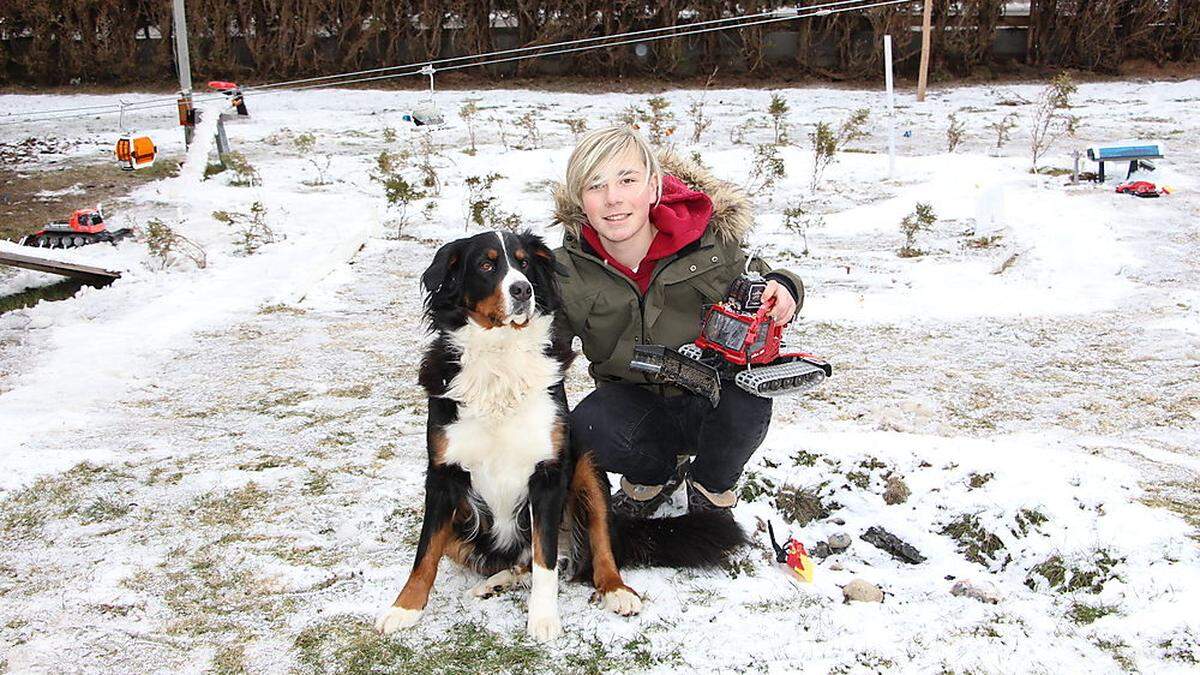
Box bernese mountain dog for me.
[376,230,745,641]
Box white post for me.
[173,0,194,146]
[885,35,896,179]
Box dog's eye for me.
[519,259,529,270]
[480,261,494,272]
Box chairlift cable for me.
[0,0,917,125]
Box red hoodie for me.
[581,174,714,293]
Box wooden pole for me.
[916,0,933,102]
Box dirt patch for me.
[0,157,180,242]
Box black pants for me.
[569,383,773,493]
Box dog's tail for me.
[611,510,747,568]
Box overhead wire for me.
[241,0,879,94]
[271,0,916,96]
[0,0,918,126]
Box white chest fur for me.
[440,315,562,548]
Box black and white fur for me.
[376,230,745,642]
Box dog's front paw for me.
[600,587,642,616]
[526,609,563,641]
[375,606,422,635]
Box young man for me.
[552,125,803,516]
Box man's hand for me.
[761,280,796,324]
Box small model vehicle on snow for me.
[20,205,132,249]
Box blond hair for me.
[564,125,662,211]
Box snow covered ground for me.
[1,78,1198,673]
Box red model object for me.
[1115,181,1169,198]
[768,521,814,583]
[695,274,809,367]
[20,205,132,249]
[630,270,832,406]
[208,80,249,116]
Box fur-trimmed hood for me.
[551,148,754,247]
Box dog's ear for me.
[518,230,566,313]
[422,239,467,295]
[519,230,568,277]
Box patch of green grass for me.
[328,384,372,399]
[257,303,307,316]
[1032,166,1073,177]
[159,550,288,639]
[1025,550,1123,594]
[737,471,776,502]
[774,483,831,525]
[1159,633,1199,663]
[791,449,819,467]
[236,455,297,472]
[293,617,550,675]
[383,505,422,547]
[721,550,756,579]
[303,471,332,497]
[1141,487,1200,543]
[1069,601,1117,625]
[940,514,1010,570]
[858,457,887,472]
[965,234,1003,249]
[845,471,871,490]
[268,540,341,568]
[78,497,131,524]
[193,483,270,527]
[744,593,825,614]
[1012,508,1049,537]
[147,467,184,485]
[319,431,356,448]
[250,389,312,416]
[211,643,249,674]
[967,472,994,489]
[1,462,129,535]
[1093,637,1136,672]
[831,651,896,674]
[621,633,683,671]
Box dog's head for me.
[422,230,567,330]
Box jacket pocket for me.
[579,293,627,365]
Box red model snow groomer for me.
[20,205,132,249]
[631,268,831,407]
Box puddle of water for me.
[0,278,88,314]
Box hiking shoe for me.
[610,456,691,519]
[686,478,738,514]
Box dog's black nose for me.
[510,281,532,303]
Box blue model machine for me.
[1085,141,1165,182]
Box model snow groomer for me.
[631,268,831,407]
[20,205,132,249]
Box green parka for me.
[552,150,805,389]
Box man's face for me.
[580,147,658,247]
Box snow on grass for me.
[1,78,1199,672]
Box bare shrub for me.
[1030,72,1080,172]
[899,202,936,258]
[946,113,966,152]
[144,217,207,270]
[213,201,279,255]
[810,108,869,191]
